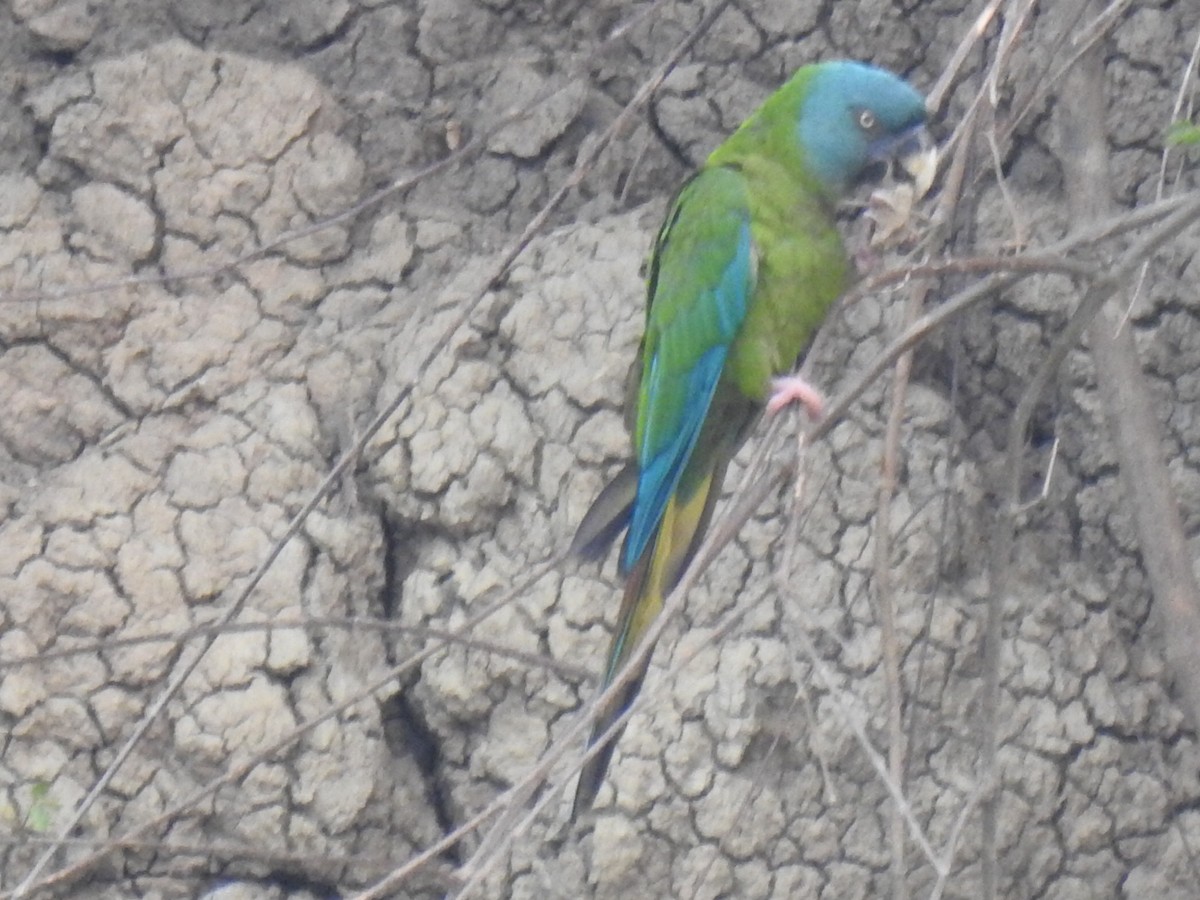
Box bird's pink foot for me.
[767,375,826,420]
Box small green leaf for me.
[26,805,51,833]
[1166,120,1200,147]
[24,782,57,833]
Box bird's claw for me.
[767,375,825,420]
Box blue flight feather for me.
[621,219,753,572]
[623,345,727,572]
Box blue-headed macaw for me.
[571,60,932,815]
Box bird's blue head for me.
[797,61,928,197]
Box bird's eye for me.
[857,109,877,131]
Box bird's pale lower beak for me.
[898,131,937,198]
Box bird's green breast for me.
[724,157,848,400]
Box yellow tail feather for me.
[572,474,713,817]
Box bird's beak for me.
[869,124,938,198]
[898,129,937,199]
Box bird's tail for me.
[571,548,654,819]
[571,473,716,818]
[570,464,637,562]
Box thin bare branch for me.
[927,777,986,900]
[6,554,564,899]
[874,275,935,900]
[353,175,1200,900]
[1002,0,1132,145]
[790,616,948,878]
[977,36,1200,900]
[1056,37,1200,735]
[10,2,716,894]
[0,0,674,310]
[926,0,1003,112]
[1117,21,1200,331]
[0,615,589,680]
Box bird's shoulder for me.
[643,165,755,334]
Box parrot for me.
[569,60,934,817]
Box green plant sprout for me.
[1166,120,1200,148]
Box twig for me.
[353,556,730,898]
[638,188,1200,657]
[792,621,948,877]
[1000,0,1132,146]
[460,532,765,900]
[980,195,1200,900]
[1116,21,1200,332]
[927,776,985,900]
[433,188,1200,900]
[0,615,590,680]
[874,275,932,900]
[446,5,741,892]
[0,833,459,892]
[977,37,1200,900]
[1056,36,1200,735]
[426,239,1120,899]
[925,0,1004,113]
[9,2,700,894]
[0,0,674,311]
[6,555,564,899]
[30,182,1184,900]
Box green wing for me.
[622,165,756,572]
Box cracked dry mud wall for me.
[1,1,1199,899]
